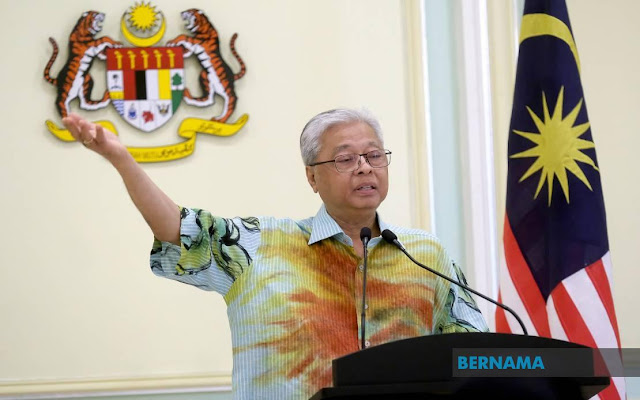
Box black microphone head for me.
[360,227,372,241]
[381,229,398,243]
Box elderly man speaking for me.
[63,108,487,400]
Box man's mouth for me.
[357,185,376,191]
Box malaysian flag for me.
[495,1,624,398]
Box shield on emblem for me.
[105,47,184,132]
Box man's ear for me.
[305,166,318,193]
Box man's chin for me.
[349,197,382,211]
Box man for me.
[63,108,487,399]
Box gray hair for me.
[299,108,384,165]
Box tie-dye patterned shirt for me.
[150,205,488,400]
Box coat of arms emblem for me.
[43,3,248,162]
[105,46,185,132]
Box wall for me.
[1,0,637,398]
[566,0,640,351]
[0,0,417,396]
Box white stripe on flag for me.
[561,264,626,400]
[561,267,619,349]
[610,376,626,400]
[546,295,569,341]
[498,249,537,335]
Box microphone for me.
[359,227,372,350]
[381,229,528,336]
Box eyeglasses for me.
[308,149,392,173]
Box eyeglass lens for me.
[335,150,390,172]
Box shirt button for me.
[365,340,371,348]
[364,304,369,310]
[359,265,364,271]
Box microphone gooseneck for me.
[359,227,372,350]
[381,229,405,251]
[381,229,529,336]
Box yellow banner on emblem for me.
[45,119,119,141]
[45,114,249,163]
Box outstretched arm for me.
[62,113,180,245]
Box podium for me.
[310,333,610,400]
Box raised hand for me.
[62,113,128,164]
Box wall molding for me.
[402,0,435,233]
[0,374,231,399]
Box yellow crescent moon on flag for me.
[121,13,166,48]
[520,13,581,74]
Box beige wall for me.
[2,0,637,396]
[568,0,640,349]
[0,0,419,394]
[489,0,640,349]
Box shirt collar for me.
[308,204,391,245]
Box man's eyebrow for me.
[331,141,380,156]
[331,144,352,155]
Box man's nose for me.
[355,154,373,173]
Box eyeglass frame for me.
[307,149,392,173]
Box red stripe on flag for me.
[598,380,622,400]
[585,260,622,348]
[495,291,512,333]
[550,282,596,347]
[550,284,621,400]
[503,216,550,337]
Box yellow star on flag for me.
[510,87,598,205]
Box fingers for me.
[95,124,106,144]
[64,113,83,126]
[61,113,98,147]
[61,114,116,152]
[62,113,83,141]
[77,119,97,146]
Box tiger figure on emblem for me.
[167,9,247,123]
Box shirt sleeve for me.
[433,253,490,334]
[150,206,261,296]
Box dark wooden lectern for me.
[310,333,610,400]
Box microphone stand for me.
[381,229,528,336]
[360,227,372,349]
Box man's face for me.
[305,121,389,218]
